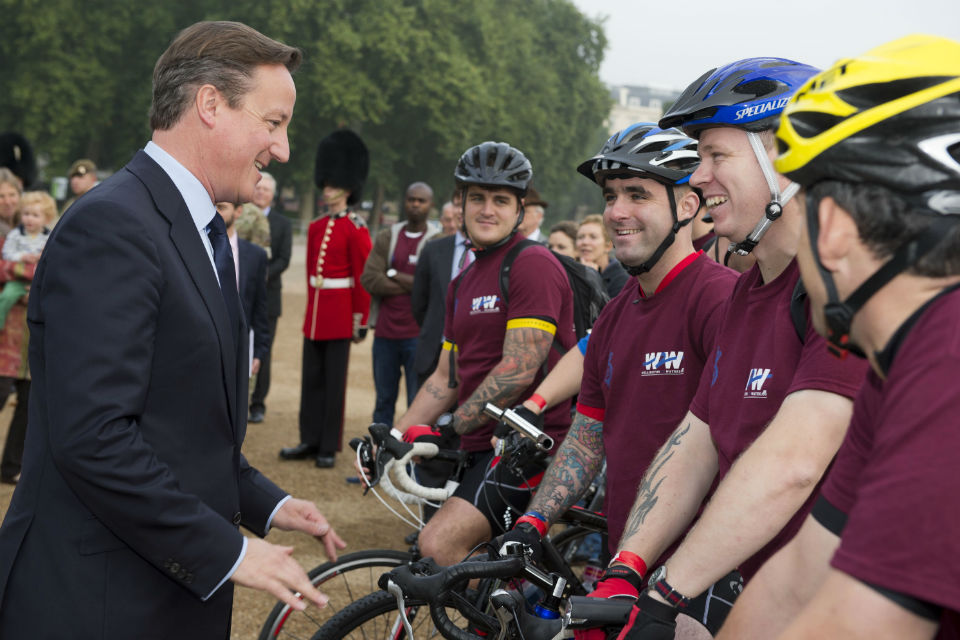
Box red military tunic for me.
[303,209,372,340]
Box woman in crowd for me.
[547,220,579,259]
[0,167,38,485]
[577,213,628,298]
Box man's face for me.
[212,64,295,205]
[691,127,776,243]
[795,196,831,338]
[404,185,432,225]
[70,172,96,196]
[518,204,543,237]
[602,176,677,267]
[321,185,349,212]
[252,178,276,209]
[439,203,458,236]
[462,185,520,248]
[216,202,239,229]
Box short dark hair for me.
[808,180,960,277]
[549,220,578,244]
[150,21,302,131]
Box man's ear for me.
[676,187,701,223]
[816,196,858,272]
[195,84,221,128]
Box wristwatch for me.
[647,565,691,609]
[386,268,398,278]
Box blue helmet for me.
[659,57,819,134]
[577,123,699,186]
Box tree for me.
[1,0,611,223]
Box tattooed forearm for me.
[528,412,605,521]
[454,326,553,434]
[422,378,449,402]
[620,422,691,541]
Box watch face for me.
[386,268,397,278]
[649,565,666,584]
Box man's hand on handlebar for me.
[614,593,679,640]
[493,512,546,563]
[574,565,643,640]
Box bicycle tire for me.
[258,548,412,640]
[312,589,461,640]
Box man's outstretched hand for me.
[272,497,347,561]
[231,538,327,612]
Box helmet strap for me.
[625,184,693,276]
[725,132,801,262]
[807,191,959,358]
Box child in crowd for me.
[0,191,55,328]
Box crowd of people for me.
[0,18,957,640]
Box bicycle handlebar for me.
[483,403,554,451]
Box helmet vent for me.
[788,111,848,138]
[735,78,782,97]
[837,77,950,109]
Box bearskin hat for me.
[0,132,37,188]
[315,129,369,206]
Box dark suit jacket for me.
[411,234,456,377]
[0,150,286,639]
[238,238,270,362]
[265,209,292,318]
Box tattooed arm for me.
[394,342,460,432]
[451,325,554,435]
[616,410,718,572]
[649,389,852,604]
[526,411,605,523]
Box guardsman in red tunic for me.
[280,129,371,468]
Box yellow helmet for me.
[775,34,960,214]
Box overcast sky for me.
[570,0,960,91]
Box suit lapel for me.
[126,151,239,436]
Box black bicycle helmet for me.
[577,123,701,275]
[454,142,533,197]
[576,123,699,186]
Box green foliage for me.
[0,0,610,218]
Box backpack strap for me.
[498,238,566,367]
[790,279,809,344]
[446,259,478,389]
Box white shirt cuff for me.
[202,536,247,601]
[266,495,292,533]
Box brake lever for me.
[489,589,521,640]
[349,437,378,493]
[385,578,416,640]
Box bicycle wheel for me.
[312,589,468,640]
[258,548,412,640]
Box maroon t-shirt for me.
[376,230,426,339]
[689,259,867,579]
[578,252,737,556]
[443,233,575,452]
[821,288,960,637]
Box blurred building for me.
[606,85,681,134]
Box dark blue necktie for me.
[207,214,240,346]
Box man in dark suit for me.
[217,201,270,376]
[411,230,457,388]
[249,171,291,423]
[0,21,344,640]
